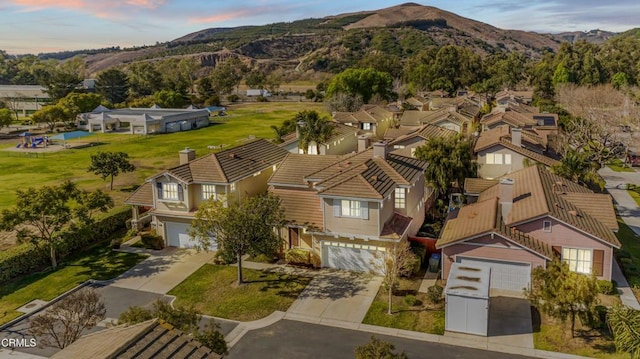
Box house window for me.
[563,248,592,274]
[162,183,179,200]
[307,145,318,155]
[341,200,361,218]
[393,145,405,149]
[543,220,552,232]
[394,188,406,209]
[202,185,216,200]
[229,183,236,192]
[486,153,504,164]
[504,154,512,165]
[362,123,371,130]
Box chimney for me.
[373,141,388,159]
[448,105,457,113]
[179,147,196,165]
[499,178,515,221]
[357,135,369,152]
[511,128,522,147]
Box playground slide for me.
[31,138,44,148]
[16,144,21,148]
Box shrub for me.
[596,280,616,295]
[403,295,422,306]
[285,248,311,266]
[251,254,274,263]
[427,285,444,304]
[227,94,239,103]
[410,242,427,264]
[401,252,421,277]
[256,95,269,102]
[140,231,164,250]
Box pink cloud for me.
[9,0,166,18]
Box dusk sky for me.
[1,0,639,55]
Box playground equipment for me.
[17,132,48,149]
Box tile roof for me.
[154,139,288,184]
[270,186,324,230]
[124,182,154,206]
[381,213,413,239]
[52,319,218,359]
[560,193,619,231]
[268,153,342,187]
[480,109,538,128]
[474,127,559,167]
[332,105,393,124]
[464,178,498,195]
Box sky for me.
[0,0,639,55]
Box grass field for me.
[0,102,328,211]
[628,184,640,207]
[168,264,311,321]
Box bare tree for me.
[556,84,637,166]
[29,288,106,349]
[1,92,23,122]
[371,240,414,315]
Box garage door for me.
[165,222,217,250]
[322,242,384,273]
[457,257,531,292]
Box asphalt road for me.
[227,320,534,359]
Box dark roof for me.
[155,139,288,184]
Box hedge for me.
[0,207,132,283]
[285,248,311,266]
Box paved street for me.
[599,166,640,236]
[227,320,534,359]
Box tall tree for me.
[95,68,129,104]
[371,240,413,315]
[294,110,335,155]
[608,305,640,359]
[326,67,393,103]
[87,151,136,190]
[29,288,106,349]
[0,181,77,269]
[31,105,69,131]
[57,92,104,126]
[210,57,246,96]
[526,260,599,338]
[41,69,82,101]
[152,89,186,108]
[126,62,163,97]
[414,135,477,199]
[190,193,285,285]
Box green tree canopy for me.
[32,105,70,131]
[87,151,136,190]
[0,108,12,128]
[190,193,285,285]
[608,305,640,359]
[96,68,129,104]
[326,67,393,103]
[57,92,104,125]
[152,89,186,108]
[294,110,335,155]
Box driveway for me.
[285,270,382,323]
[109,248,214,294]
[227,320,533,359]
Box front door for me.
[289,227,299,248]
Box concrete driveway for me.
[285,270,382,323]
[109,248,214,294]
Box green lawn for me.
[168,264,312,321]
[0,102,328,211]
[362,274,445,335]
[0,244,147,325]
[615,218,640,300]
[627,184,640,207]
[608,160,636,173]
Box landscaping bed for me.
[362,271,445,335]
[0,243,147,325]
[168,264,312,321]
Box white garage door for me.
[165,222,217,250]
[322,242,385,274]
[457,257,531,292]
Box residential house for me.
[437,166,620,295]
[399,107,474,134]
[268,142,429,273]
[475,126,559,179]
[495,90,534,106]
[125,139,289,248]
[279,122,359,155]
[51,319,219,359]
[403,96,430,111]
[388,124,458,158]
[333,105,395,139]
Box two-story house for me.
[475,126,559,179]
[279,122,359,155]
[125,139,289,248]
[437,166,620,295]
[268,142,429,273]
[399,106,474,134]
[333,105,395,139]
[387,124,458,158]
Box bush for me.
[427,285,444,304]
[403,295,422,306]
[410,242,427,264]
[401,252,421,277]
[256,95,269,102]
[140,231,164,250]
[227,94,239,103]
[596,280,616,295]
[285,248,311,266]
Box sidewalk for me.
[599,166,640,236]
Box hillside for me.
[553,29,617,44]
[82,3,569,75]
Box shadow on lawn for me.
[246,272,312,299]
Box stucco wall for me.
[477,145,526,179]
[323,198,380,237]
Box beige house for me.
[387,124,458,158]
[333,105,395,139]
[268,142,429,272]
[437,166,620,295]
[125,139,289,248]
[279,122,359,155]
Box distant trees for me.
[210,57,247,96]
[152,89,186,108]
[57,92,104,125]
[29,288,106,349]
[96,68,129,104]
[327,67,393,103]
[87,151,136,190]
[32,105,70,131]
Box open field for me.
[0,102,328,212]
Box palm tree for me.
[295,110,335,154]
[552,149,604,190]
[607,305,640,358]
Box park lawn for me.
[608,160,636,173]
[533,311,629,359]
[362,273,445,335]
[628,184,640,207]
[168,264,312,321]
[0,244,147,325]
[0,102,328,211]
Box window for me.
[504,154,512,165]
[202,185,216,200]
[394,188,406,209]
[563,248,592,274]
[486,153,503,165]
[543,220,552,232]
[341,200,361,217]
[307,145,318,155]
[162,183,179,200]
[393,145,405,149]
[362,123,371,130]
[229,183,236,192]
